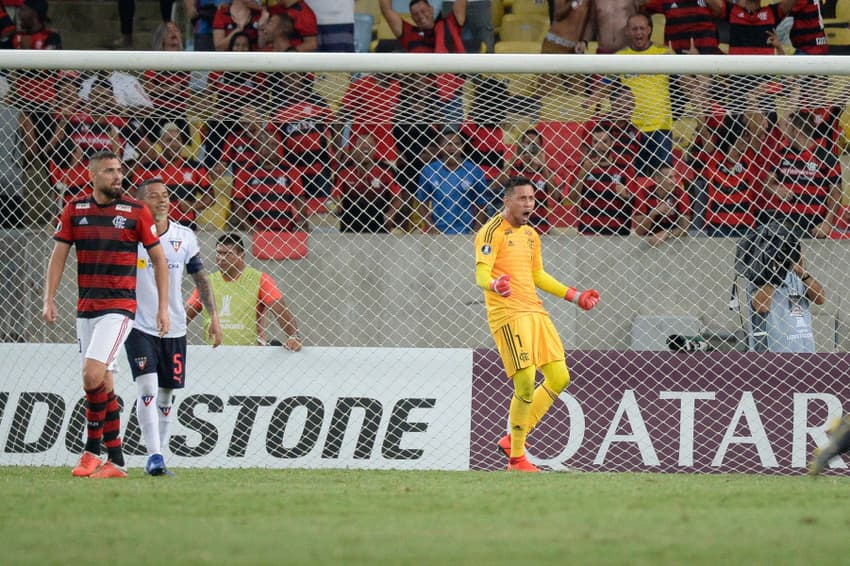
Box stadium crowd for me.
[1,0,848,243]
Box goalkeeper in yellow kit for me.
[475,177,600,472]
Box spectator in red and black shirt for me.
[13,0,62,156]
[50,139,90,210]
[232,130,306,232]
[268,0,318,52]
[569,124,638,236]
[789,0,828,55]
[762,110,842,238]
[640,0,723,54]
[206,50,266,167]
[340,73,401,163]
[334,133,402,234]
[135,122,211,230]
[706,0,794,54]
[505,129,562,234]
[379,0,467,118]
[43,149,169,478]
[700,113,762,237]
[212,0,264,50]
[791,75,850,155]
[634,165,691,245]
[271,73,334,199]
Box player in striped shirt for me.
[474,177,600,472]
[43,150,170,478]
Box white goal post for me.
[0,50,848,475]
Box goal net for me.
[0,51,848,474]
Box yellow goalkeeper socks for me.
[509,365,536,458]
[528,361,571,431]
[509,394,532,458]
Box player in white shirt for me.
[125,178,223,476]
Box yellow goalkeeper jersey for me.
[475,214,549,333]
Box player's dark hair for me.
[135,177,165,199]
[409,0,430,9]
[217,233,245,253]
[504,177,533,197]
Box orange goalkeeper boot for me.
[71,451,103,477]
[89,461,128,479]
[497,434,511,458]
[507,455,540,472]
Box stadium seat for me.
[510,0,550,19]
[499,14,549,42]
[252,231,309,260]
[494,40,542,53]
[838,0,850,21]
[826,26,850,46]
[355,0,381,24]
[312,72,350,113]
[651,13,665,47]
[493,0,505,31]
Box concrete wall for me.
[10,229,849,352]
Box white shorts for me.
[76,313,133,372]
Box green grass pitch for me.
[1,467,847,565]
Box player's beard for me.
[101,185,123,200]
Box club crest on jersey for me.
[142,394,154,406]
[480,244,492,255]
[116,204,132,212]
[134,356,148,370]
[113,215,127,230]
[170,240,182,252]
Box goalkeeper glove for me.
[565,287,599,311]
[490,274,512,297]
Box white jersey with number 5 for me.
[135,221,201,338]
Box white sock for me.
[136,373,161,456]
[158,388,174,453]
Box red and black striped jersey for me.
[272,97,333,176]
[53,195,160,318]
[212,5,263,48]
[723,1,785,54]
[223,130,261,174]
[790,0,828,54]
[233,164,304,231]
[268,0,318,47]
[799,106,843,153]
[575,163,637,235]
[702,150,756,229]
[644,0,721,52]
[769,143,840,221]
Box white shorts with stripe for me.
[76,313,133,372]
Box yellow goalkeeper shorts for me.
[492,313,565,378]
